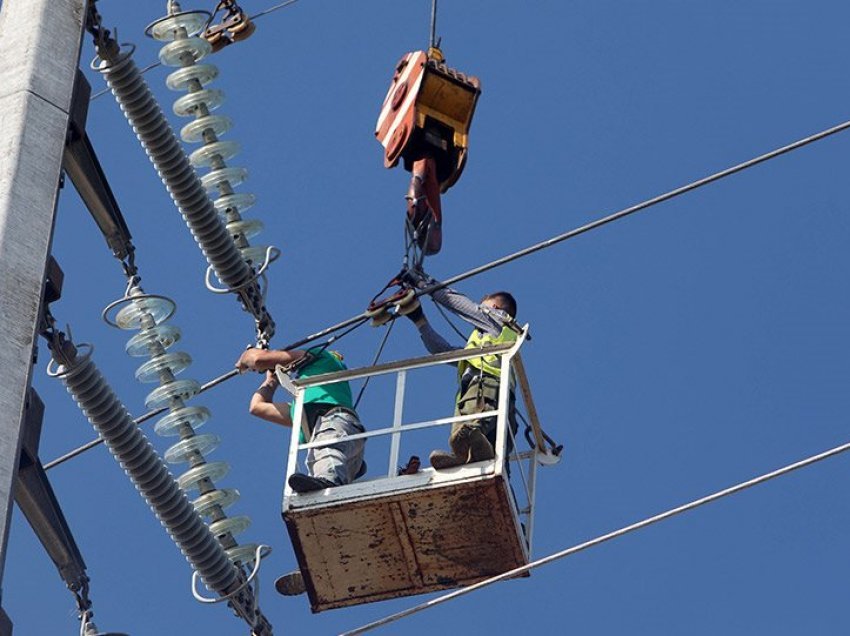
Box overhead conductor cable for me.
[45,116,850,470]
[342,438,850,635]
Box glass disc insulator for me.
[213,192,255,215]
[201,166,248,193]
[135,351,192,383]
[144,378,200,410]
[164,433,220,464]
[190,140,240,167]
[166,64,219,91]
[159,37,212,67]
[173,88,225,116]
[240,245,272,266]
[226,543,259,565]
[125,324,181,357]
[148,12,210,40]
[154,405,211,436]
[181,115,232,143]
[192,488,240,517]
[226,219,264,241]
[177,461,229,491]
[115,296,176,330]
[209,515,251,539]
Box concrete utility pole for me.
[0,0,87,627]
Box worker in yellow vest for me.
[404,273,520,469]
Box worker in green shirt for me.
[236,346,366,493]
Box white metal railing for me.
[277,325,555,554]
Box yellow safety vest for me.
[458,325,518,380]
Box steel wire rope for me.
[341,437,850,636]
[47,117,850,470]
[89,0,302,101]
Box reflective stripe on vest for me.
[458,325,518,379]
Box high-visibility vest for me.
[458,325,518,380]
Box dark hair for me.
[483,291,517,318]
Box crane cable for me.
[45,116,850,470]
[340,437,850,636]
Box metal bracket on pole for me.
[14,388,89,591]
[63,70,135,263]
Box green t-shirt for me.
[289,349,353,439]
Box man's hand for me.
[401,266,436,291]
[236,348,304,373]
[236,348,269,373]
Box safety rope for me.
[433,300,468,341]
[354,318,396,409]
[340,437,850,635]
[517,408,561,456]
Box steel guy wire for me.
[46,116,850,470]
[90,0,302,101]
[340,437,850,636]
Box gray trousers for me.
[305,409,365,486]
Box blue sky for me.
[6,1,850,634]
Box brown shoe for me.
[448,425,473,459]
[468,429,495,462]
[429,449,464,470]
[275,570,306,596]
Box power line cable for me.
[249,0,300,20]
[340,437,850,635]
[49,117,850,469]
[288,116,850,350]
[424,118,850,294]
[44,317,370,471]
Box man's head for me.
[482,291,517,318]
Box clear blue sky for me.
[7,1,850,634]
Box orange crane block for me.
[376,50,481,193]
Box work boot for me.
[275,570,306,596]
[353,460,367,481]
[467,429,495,462]
[430,425,474,470]
[429,449,464,470]
[288,473,336,493]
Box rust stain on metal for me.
[284,475,527,612]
